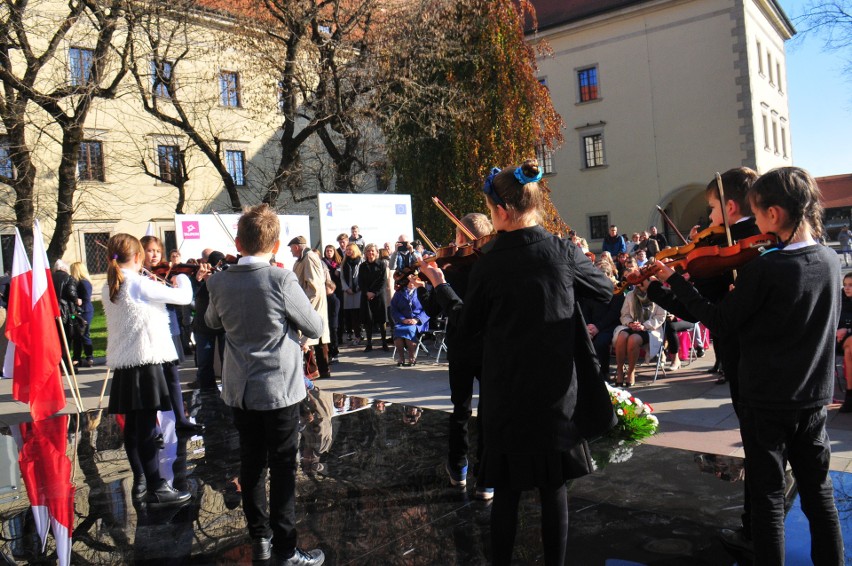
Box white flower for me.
[617,408,624,416]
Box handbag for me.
[304,349,320,380]
[572,303,618,440]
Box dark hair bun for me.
[521,159,540,179]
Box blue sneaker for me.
[445,462,468,487]
[474,486,494,500]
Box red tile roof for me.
[816,174,852,209]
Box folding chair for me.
[685,323,705,366]
[650,321,667,383]
[432,329,448,364]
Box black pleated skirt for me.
[478,443,592,490]
[108,364,172,414]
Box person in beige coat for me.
[290,236,332,379]
[611,276,666,387]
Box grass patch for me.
[90,300,106,358]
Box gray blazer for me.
[205,262,323,411]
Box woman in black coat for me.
[358,243,389,352]
[421,160,612,565]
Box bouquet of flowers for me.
[606,383,659,441]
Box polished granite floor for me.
[0,388,850,565]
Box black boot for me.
[132,476,147,502]
[380,329,390,351]
[839,390,852,413]
[146,480,191,508]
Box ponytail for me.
[749,167,824,245]
[106,233,143,303]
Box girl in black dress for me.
[421,159,612,565]
[104,233,202,507]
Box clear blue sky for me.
[778,0,852,178]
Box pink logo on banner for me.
[182,221,200,239]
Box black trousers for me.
[447,360,483,472]
[232,404,300,555]
[739,405,842,565]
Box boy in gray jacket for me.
[205,204,325,566]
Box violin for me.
[614,232,779,294]
[147,261,202,278]
[393,233,497,283]
[655,225,726,262]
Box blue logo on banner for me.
[326,202,333,216]
[395,204,406,214]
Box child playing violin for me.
[103,234,200,507]
[650,167,844,564]
[647,167,760,550]
[140,236,205,435]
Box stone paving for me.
[1,338,850,472]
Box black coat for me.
[456,226,612,454]
[52,270,78,324]
[358,259,387,324]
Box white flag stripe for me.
[31,220,49,307]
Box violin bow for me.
[715,172,738,280]
[212,211,238,245]
[416,228,438,253]
[431,197,477,242]
[655,205,688,245]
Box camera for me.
[397,242,409,252]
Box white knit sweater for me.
[102,270,193,369]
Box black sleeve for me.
[647,281,698,323]
[570,245,613,304]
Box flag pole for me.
[97,368,111,409]
[56,320,83,409]
[59,359,83,413]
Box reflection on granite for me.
[0,388,849,564]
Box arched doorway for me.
[651,183,709,245]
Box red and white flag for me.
[3,228,32,388]
[26,220,65,420]
[17,415,75,566]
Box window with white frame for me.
[780,123,788,158]
[757,40,763,75]
[582,134,605,168]
[535,144,553,175]
[767,52,774,85]
[219,71,241,107]
[225,149,246,186]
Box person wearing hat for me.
[289,236,331,379]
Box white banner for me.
[174,213,311,270]
[316,193,413,251]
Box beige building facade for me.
[528,0,795,248]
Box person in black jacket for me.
[357,243,388,352]
[651,167,844,565]
[417,212,493,497]
[420,159,611,566]
[193,250,226,390]
[52,260,78,370]
[648,167,760,548]
[579,262,624,381]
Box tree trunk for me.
[47,128,83,265]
